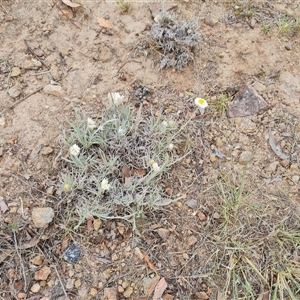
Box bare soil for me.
[1,1,300,300]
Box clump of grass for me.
[278,17,294,33]
[261,23,272,34]
[146,12,199,70]
[58,97,188,234]
[116,0,129,13]
[211,169,300,299]
[210,93,228,115]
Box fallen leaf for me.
[141,251,157,274]
[163,294,173,300]
[19,237,39,250]
[197,211,207,221]
[269,130,289,160]
[195,291,209,299]
[13,280,23,291]
[121,165,131,178]
[0,199,9,213]
[62,0,80,8]
[153,277,167,300]
[34,265,51,281]
[97,17,112,29]
[132,168,147,177]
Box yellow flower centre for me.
[63,183,70,191]
[198,99,206,105]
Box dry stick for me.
[24,40,49,69]
[53,265,69,299]
[1,87,43,114]
[12,232,28,292]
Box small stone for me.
[32,59,42,68]
[104,287,118,300]
[123,286,134,298]
[227,85,268,118]
[203,17,217,27]
[0,117,7,127]
[197,211,207,221]
[43,84,63,97]
[93,218,102,231]
[63,243,81,264]
[74,279,82,287]
[182,253,189,260]
[252,81,266,93]
[8,85,21,98]
[118,285,124,293]
[90,288,98,296]
[157,228,170,240]
[34,265,51,281]
[40,146,53,155]
[11,67,21,77]
[134,247,144,260]
[0,147,4,157]
[30,283,41,293]
[292,175,299,184]
[186,199,198,209]
[213,212,221,219]
[280,160,290,168]
[239,151,253,165]
[66,278,74,290]
[31,255,44,266]
[195,291,209,300]
[210,154,217,163]
[50,64,61,81]
[98,46,113,63]
[46,186,54,195]
[216,137,223,148]
[187,235,198,247]
[122,281,130,289]
[17,292,26,299]
[103,268,111,279]
[235,117,257,134]
[290,164,298,171]
[32,207,54,228]
[47,279,55,287]
[265,161,279,174]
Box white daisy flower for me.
[87,118,97,130]
[69,144,80,156]
[108,92,125,106]
[194,98,208,108]
[101,178,110,191]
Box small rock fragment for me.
[187,235,198,247]
[63,243,81,264]
[32,207,54,228]
[8,85,21,98]
[210,154,217,163]
[252,81,266,93]
[123,286,134,298]
[212,212,221,219]
[34,265,51,281]
[43,84,63,97]
[186,199,198,209]
[90,288,98,296]
[98,46,113,63]
[104,287,118,300]
[40,146,53,156]
[11,67,21,77]
[235,117,257,134]
[134,247,144,260]
[66,278,74,290]
[157,228,170,240]
[31,255,44,266]
[195,291,209,299]
[239,151,253,165]
[50,64,61,81]
[197,211,207,221]
[46,186,54,195]
[93,218,102,231]
[74,279,82,287]
[203,17,218,27]
[30,283,41,293]
[0,117,7,127]
[265,161,279,174]
[292,175,299,184]
[227,85,268,118]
